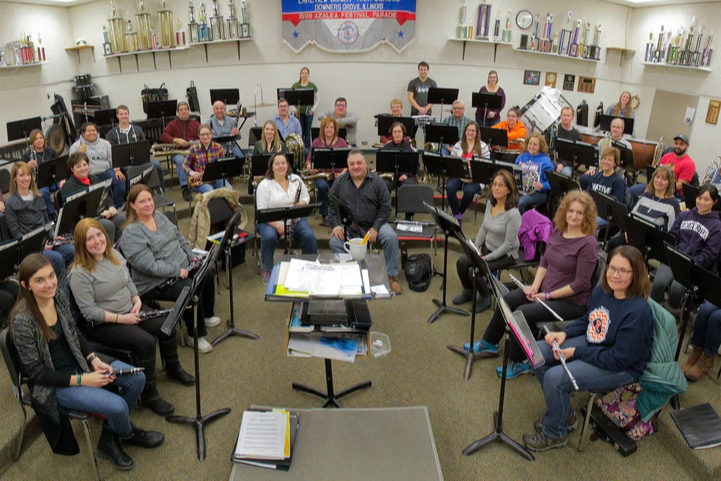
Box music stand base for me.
[428,298,470,323]
[211,321,260,347]
[447,344,499,380]
[165,408,232,461]
[462,411,535,461]
[291,358,371,408]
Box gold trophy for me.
[158,0,176,48]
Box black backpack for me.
[404,253,432,292]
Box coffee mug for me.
[343,237,367,261]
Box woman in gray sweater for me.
[453,170,521,313]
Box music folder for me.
[55,179,110,236]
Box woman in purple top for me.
[475,70,506,127]
[465,191,599,380]
[306,117,348,226]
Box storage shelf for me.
[449,37,512,62]
[641,61,711,72]
[514,47,601,62]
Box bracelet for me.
[87,353,96,363]
[76,374,82,386]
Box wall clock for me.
[516,10,533,30]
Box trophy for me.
[210,0,225,40]
[240,0,251,38]
[135,1,152,50]
[539,13,553,53]
[529,14,541,51]
[654,24,665,63]
[107,1,125,54]
[158,0,176,48]
[457,0,471,39]
[681,20,695,66]
[124,15,139,52]
[645,32,654,62]
[476,1,492,40]
[568,20,581,57]
[493,14,501,42]
[580,22,591,58]
[701,31,714,67]
[188,0,199,43]
[589,23,602,60]
[198,3,211,41]
[667,27,682,64]
[102,25,113,55]
[501,8,511,43]
[692,25,705,66]
[558,11,572,56]
[37,31,45,62]
[226,0,239,39]
[177,19,186,46]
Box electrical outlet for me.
[361,141,368,145]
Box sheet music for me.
[396,223,423,233]
[234,411,288,459]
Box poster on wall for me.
[523,70,540,86]
[281,0,417,53]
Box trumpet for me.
[702,155,721,185]
[651,136,666,166]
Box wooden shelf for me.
[514,47,601,62]
[606,47,635,66]
[66,44,95,65]
[65,44,94,51]
[0,62,45,70]
[448,37,512,62]
[641,61,711,73]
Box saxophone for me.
[285,177,303,250]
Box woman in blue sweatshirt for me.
[515,133,554,213]
[524,245,654,452]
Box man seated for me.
[555,106,582,176]
[328,150,402,295]
[182,124,232,194]
[208,100,244,159]
[69,122,126,208]
[630,134,696,200]
[273,98,303,143]
[161,101,200,201]
[442,100,471,155]
[318,97,359,146]
[106,104,164,186]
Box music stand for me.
[590,190,628,245]
[377,116,416,139]
[94,108,117,127]
[422,200,469,323]
[209,88,240,106]
[36,154,69,190]
[256,203,321,254]
[277,88,314,112]
[470,159,523,190]
[427,87,459,120]
[311,148,351,173]
[111,140,153,169]
[375,150,419,209]
[311,127,347,141]
[20,226,51,263]
[0,239,21,282]
[546,171,580,217]
[555,138,598,177]
[424,123,459,155]
[625,214,675,265]
[663,243,698,360]
[165,246,232,461]
[212,208,259,347]
[146,100,178,121]
[126,165,154,190]
[472,92,503,127]
[599,115,634,136]
[54,181,109,236]
[479,127,509,152]
[462,273,541,461]
[421,152,466,213]
[7,116,42,142]
[198,156,245,186]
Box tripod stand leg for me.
[428,232,470,323]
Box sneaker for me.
[473,296,492,313]
[522,431,568,452]
[462,339,500,355]
[262,270,271,285]
[205,316,222,328]
[534,411,579,433]
[496,360,532,379]
[182,187,192,202]
[452,289,472,305]
[187,336,213,353]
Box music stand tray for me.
[111,140,153,169]
[209,88,240,106]
[479,127,509,149]
[590,190,628,227]
[257,203,321,254]
[94,108,117,127]
[36,154,69,190]
[145,100,178,119]
[375,151,419,176]
[7,116,42,142]
[599,114,634,135]
[427,88,460,107]
[20,226,51,263]
[470,159,522,188]
[555,138,598,173]
[472,92,503,110]
[425,124,459,150]
[277,88,314,107]
[0,238,21,281]
[625,214,675,264]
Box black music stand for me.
[197,156,245,186]
[421,152,466,213]
[546,170,580,217]
[447,234,497,379]
[663,243,699,360]
[0,239,21,281]
[376,116,416,139]
[209,88,240,106]
[165,246,232,461]
[590,190,628,245]
[375,150,419,210]
[211,208,259,347]
[256,203,320,254]
[599,115,634,135]
[94,108,117,128]
[310,127,347,141]
[36,154,69,190]
[55,181,109,236]
[424,123,459,155]
[479,127,509,152]
[423,200,469,323]
[555,138,598,176]
[126,165,154,190]
[7,116,42,142]
[277,88,314,112]
[462,274,540,461]
[625,214,675,265]
[20,226,51,262]
[111,140,153,169]
[472,92,503,126]
[427,87,459,120]
[311,148,351,173]
[146,100,178,121]
[470,159,522,190]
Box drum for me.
[580,132,604,145]
[628,138,659,171]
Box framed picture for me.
[545,72,557,88]
[523,70,540,86]
[577,76,596,94]
[563,74,575,91]
[706,99,721,125]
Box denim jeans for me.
[173,154,188,188]
[518,190,547,214]
[456,253,515,297]
[43,244,75,286]
[314,178,331,217]
[257,218,317,271]
[39,183,59,216]
[446,178,481,215]
[329,222,399,276]
[691,302,721,356]
[96,169,127,208]
[629,183,646,200]
[534,335,635,439]
[192,179,232,194]
[55,360,144,438]
[300,113,314,147]
[142,273,215,338]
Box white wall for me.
[1,0,720,172]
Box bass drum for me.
[284,132,305,170]
[46,124,66,154]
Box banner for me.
[282,0,417,53]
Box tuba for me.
[651,136,666,166]
[284,133,305,170]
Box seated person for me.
[379,98,405,144]
[318,97,359,146]
[256,153,318,284]
[683,301,721,381]
[21,129,60,218]
[446,121,490,225]
[69,122,126,208]
[605,91,636,119]
[442,100,471,155]
[273,98,303,145]
[5,162,74,284]
[306,117,348,226]
[581,147,627,230]
[182,124,232,195]
[380,121,417,193]
[631,134,697,200]
[60,152,126,242]
[252,120,288,156]
[106,105,164,184]
[524,245,653,452]
[328,150,402,295]
[515,133,554,214]
[554,106,582,176]
[207,100,244,159]
[492,107,527,151]
[453,170,521,313]
[161,101,199,202]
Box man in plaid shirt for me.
[182,124,232,194]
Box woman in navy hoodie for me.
[651,184,721,303]
[515,133,554,213]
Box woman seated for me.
[182,124,232,195]
[446,121,490,225]
[581,147,627,229]
[606,165,680,253]
[524,245,653,452]
[256,153,318,284]
[515,133,554,214]
[120,184,221,354]
[60,152,126,242]
[492,107,527,150]
[5,162,74,283]
[650,184,721,303]
[379,98,405,144]
[70,218,195,416]
[10,254,163,470]
[380,121,417,193]
[683,301,721,381]
[605,91,636,119]
[21,128,60,218]
[466,191,599,380]
[306,117,348,226]
[453,170,521,313]
[251,120,288,195]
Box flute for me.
[509,274,579,390]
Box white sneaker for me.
[205,316,222,328]
[187,336,213,353]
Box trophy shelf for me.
[605,47,635,66]
[0,61,45,70]
[513,47,601,63]
[448,37,512,62]
[65,44,95,65]
[641,61,711,73]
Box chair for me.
[146,168,176,220]
[1,328,100,480]
[393,185,438,268]
[207,197,237,288]
[497,240,546,286]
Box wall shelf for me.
[0,61,45,70]
[606,47,635,66]
[513,47,601,63]
[641,61,711,73]
[65,44,95,65]
[448,38,512,62]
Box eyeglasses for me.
[199,132,212,136]
[607,266,633,277]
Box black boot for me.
[139,356,175,415]
[122,424,164,449]
[159,337,196,386]
[97,424,133,470]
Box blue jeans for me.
[300,113,314,147]
[518,190,547,214]
[629,183,646,200]
[691,302,721,356]
[534,335,635,439]
[96,169,127,208]
[329,223,399,276]
[44,244,74,285]
[55,360,144,438]
[192,178,232,194]
[257,218,318,271]
[173,154,188,188]
[446,178,481,215]
[315,178,331,217]
[39,183,59,216]
[560,165,573,177]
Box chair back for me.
[208,197,235,225]
[1,327,25,391]
[396,184,434,217]
[0,169,11,196]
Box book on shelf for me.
[288,303,313,332]
[671,403,721,450]
[232,409,299,470]
[287,331,367,361]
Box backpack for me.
[404,253,432,292]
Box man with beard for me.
[162,102,200,201]
[657,134,696,197]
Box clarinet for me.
[285,177,303,250]
[158,257,202,290]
